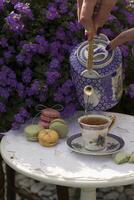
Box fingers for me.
[79,0,97,36]
[77,0,83,21]
[108,28,134,50]
[94,0,117,29]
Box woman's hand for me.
[77,0,117,39]
[107,28,134,50]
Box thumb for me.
[107,28,134,50]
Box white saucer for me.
[66,133,125,156]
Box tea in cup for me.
[78,114,115,151]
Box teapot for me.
[70,34,123,111]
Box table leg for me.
[56,185,69,200]
[80,188,96,200]
[0,134,5,200]
[6,165,16,200]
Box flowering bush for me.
[0,0,134,131]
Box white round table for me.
[1,112,134,200]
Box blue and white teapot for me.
[70,34,123,111]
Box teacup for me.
[78,114,116,151]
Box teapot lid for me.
[70,34,122,77]
[77,34,114,69]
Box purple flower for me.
[58,55,64,62]
[3,50,12,59]
[0,38,8,48]
[19,40,27,47]
[6,12,24,33]
[14,2,34,20]
[18,43,39,64]
[16,53,26,63]
[61,103,76,118]
[112,6,119,12]
[101,28,115,38]
[0,87,10,99]
[56,27,66,40]
[61,80,74,95]
[10,0,19,5]
[129,84,134,98]
[24,54,32,65]
[22,67,32,84]
[0,0,5,11]
[121,10,134,25]
[37,45,47,54]
[17,83,25,98]
[68,21,78,32]
[14,113,25,123]
[0,66,17,88]
[50,41,61,56]
[54,88,64,102]
[46,4,59,20]
[0,58,4,65]
[54,80,74,102]
[120,45,129,57]
[35,35,48,54]
[0,102,6,113]
[108,14,117,22]
[68,11,74,17]
[22,43,38,53]
[35,35,46,44]
[65,96,73,104]
[12,122,21,130]
[12,107,30,129]
[126,12,134,25]
[62,43,71,53]
[59,2,68,14]
[49,58,60,69]
[27,80,40,96]
[19,107,30,118]
[46,71,61,85]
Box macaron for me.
[129,152,134,163]
[114,152,130,164]
[24,124,43,141]
[38,120,49,128]
[40,115,51,123]
[40,114,58,123]
[38,129,59,147]
[41,108,60,118]
[40,108,61,128]
[49,118,69,138]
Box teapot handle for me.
[99,33,109,42]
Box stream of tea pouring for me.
[84,85,100,114]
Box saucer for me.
[66,133,125,156]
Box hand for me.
[77,0,117,39]
[106,28,134,51]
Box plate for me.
[66,133,125,156]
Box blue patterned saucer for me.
[66,133,125,156]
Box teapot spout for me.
[84,85,100,109]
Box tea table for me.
[1,112,134,200]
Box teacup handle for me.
[108,115,116,131]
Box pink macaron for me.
[41,108,60,119]
[40,115,51,123]
[38,120,49,128]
